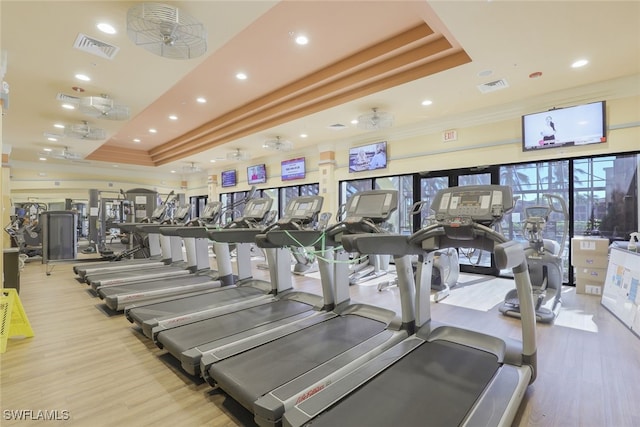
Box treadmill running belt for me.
[157,299,313,357]
[128,287,263,324]
[209,315,386,411]
[308,340,499,427]
[98,275,212,298]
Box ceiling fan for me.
[79,95,130,120]
[64,121,107,140]
[226,149,251,161]
[38,146,89,163]
[357,107,394,131]
[126,2,208,60]
[181,162,202,174]
[262,136,293,151]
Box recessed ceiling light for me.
[300,133,308,138]
[209,159,216,163]
[350,119,358,125]
[112,164,119,168]
[61,103,75,110]
[47,137,58,142]
[75,73,90,81]
[133,138,141,143]
[170,170,176,174]
[97,22,116,34]
[43,148,52,152]
[295,35,309,45]
[571,59,589,68]
[421,99,433,106]
[236,72,248,80]
[39,157,47,161]
[196,97,207,104]
[149,128,157,133]
[168,115,178,120]
[54,123,65,129]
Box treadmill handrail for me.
[345,220,537,379]
[207,228,265,243]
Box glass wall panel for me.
[260,188,279,221]
[374,175,413,234]
[500,161,570,282]
[574,155,638,241]
[419,176,449,229]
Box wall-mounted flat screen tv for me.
[220,170,237,188]
[281,157,306,181]
[247,164,267,185]
[522,100,606,152]
[348,141,387,173]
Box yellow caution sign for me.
[1,289,35,353]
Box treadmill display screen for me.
[353,194,387,218]
[295,202,310,212]
[460,193,484,206]
[247,201,267,218]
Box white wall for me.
[9,95,639,212]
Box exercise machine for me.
[95,202,224,311]
[71,191,172,278]
[346,210,394,286]
[291,211,331,275]
[203,190,420,427]
[500,193,568,323]
[377,200,460,301]
[154,195,328,376]
[4,202,47,259]
[123,197,276,339]
[283,185,537,427]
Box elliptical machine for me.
[499,193,568,323]
[377,200,459,302]
[291,211,332,275]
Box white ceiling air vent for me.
[477,78,509,94]
[73,33,120,60]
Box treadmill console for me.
[239,197,274,221]
[173,205,191,222]
[201,201,222,221]
[431,185,513,227]
[279,196,323,224]
[344,190,398,223]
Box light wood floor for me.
[2,257,639,426]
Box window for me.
[573,155,638,241]
[500,161,570,281]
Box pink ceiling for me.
[89,0,457,165]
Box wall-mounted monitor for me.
[522,100,606,152]
[247,164,267,185]
[220,170,237,188]
[281,157,306,181]
[348,141,387,173]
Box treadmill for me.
[124,197,277,339]
[73,221,166,280]
[154,196,334,376]
[84,206,196,289]
[283,185,537,427]
[96,226,222,311]
[202,190,418,427]
[72,201,175,279]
